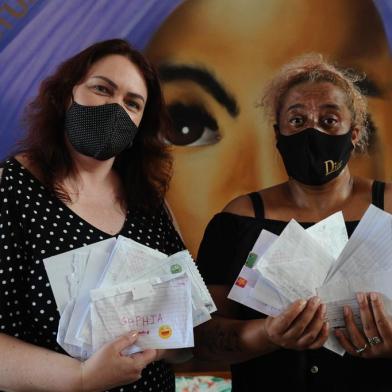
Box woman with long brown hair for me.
[0,39,185,391]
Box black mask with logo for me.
[276,127,354,185]
[65,102,139,161]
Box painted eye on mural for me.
[164,103,221,146]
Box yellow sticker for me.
[158,325,172,339]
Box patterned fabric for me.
[175,376,231,392]
[0,158,184,392]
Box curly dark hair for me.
[18,38,172,210]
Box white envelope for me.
[90,274,194,353]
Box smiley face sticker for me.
[158,324,172,339]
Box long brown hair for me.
[18,39,172,210]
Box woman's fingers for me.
[342,305,368,352]
[82,332,158,391]
[128,349,158,368]
[357,292,380,344]
[336,294,392,358]
[271,299,307,335]
[296,303,327,347]
[334,328,360,356]
[286,297,323,340]
[265,297,329,350]
[113,331,139,353]
[369,292,392,343]
[124,349,158,381]
[307,320,329,349]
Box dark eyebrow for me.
[321,103,341,110]
[286,103,304,112]
[91,75,145,102]
[158,64,239,117]
[91,75,117,89]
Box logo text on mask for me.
[276,127,354,185]
[324,160,344,176]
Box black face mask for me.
[276,127,354,185]
[65,102,139,161]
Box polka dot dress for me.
[0,158,184,392]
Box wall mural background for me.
[1,0,392,260]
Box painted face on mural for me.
[145,0,392,256]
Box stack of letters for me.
[229,205,392,355]
[44,236,215,360]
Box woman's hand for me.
[81,331,158,392]
[335,292,392,358]
[263,296,329,350]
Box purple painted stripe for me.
[0,0,182,159]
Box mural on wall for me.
[1,0,392,257]
[145,0,392,256]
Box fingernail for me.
[320,303,326,317]
[129,330,138,338]
[344,306,349,316]
[311,296,321,306]
[298,299,307,309]
[370,292,378,302]
[324,321,329,330]
[357,292,364,303]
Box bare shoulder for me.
[222,194,254,217]
[383,181,392,214]
[357,177,392,214]
[259,183,287,199]
[222,183,287,218]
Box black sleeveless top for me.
[248,180,385,219]
[197,181,391,392]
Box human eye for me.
[288,115,305,128]
[91,84,111,95]
[321,115,339,128]
[163,103,221,146]
[125,100,141,111]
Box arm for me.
[194,206,328,364]
[0,333,81,392]
[194,285,329,364]
[0,164,159,391]
[193,285,274,363]
[194,314,274,363]
[0,331,158,392]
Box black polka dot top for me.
[0,158,184,392]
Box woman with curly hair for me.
[195,53,392,391]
